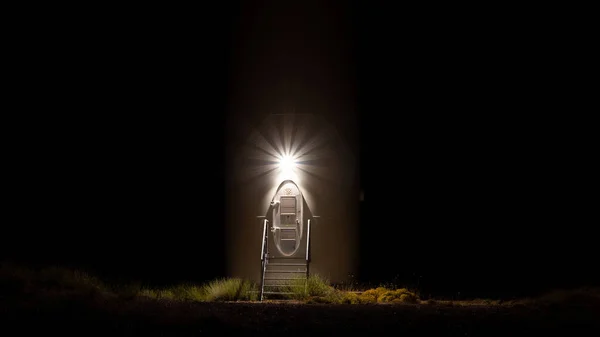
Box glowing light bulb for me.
[279,155,296,172]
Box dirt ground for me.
[2,293,600,337]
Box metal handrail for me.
[305,218,311,293]
[305,219,311,262]
[259,218,268,301]
[261,219,267,261]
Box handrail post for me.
[258,217,268,301]
[305,219,311,293]
[305,219,311,262]
[305,216,320,286]
[261,220,267,261]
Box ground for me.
[2,292,599,336]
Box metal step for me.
[261,256,308,300]
[265,277,306,281]
[263,284,305,287]
[266,264,306,268]
[268,257,306,264]
[267,263,306,266]
[264,272,306,281]
[265,265,306,272]
[264,277,307,286]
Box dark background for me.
[4,2,596,298]
[355,2,597,298]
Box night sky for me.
[4,1,597,298]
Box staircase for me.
[262,257,307,299]
[258,217,315,301]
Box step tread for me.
[267,263,306,266]
[264,278,307,281]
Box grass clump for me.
[239,278,260,301]
[286,275,421,304]
[358,287,420,304]
[138,278,258,302]
[377,288,420,304]
[306,274,335,297]
[338,291,361,304]
[203,278,258,302]
[139,278,258,302]
[358,287,388,303]
[286,274,339,302]
[170,284,206,301]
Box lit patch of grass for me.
[378,288,420,304]
[290,277,421,304]
[239,278,260,301]
[286,274,338,302]
[302,275,364,304]
[358,287,387,303]
[202,278,258,302]
[138,278,258,302]
[338,291,361,304]
[306,274,334,297]
[170,284,207,301]
[352,286,420,304]
[283,278,309,300]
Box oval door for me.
[270,180,303,257]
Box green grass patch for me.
[283,274,338,301]
[353,286,419,304]
[138,278,259,302]
[202,277,258,302]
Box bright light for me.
[279,155,296,172]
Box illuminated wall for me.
[224,1,358,284]
[225,113,359,284]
